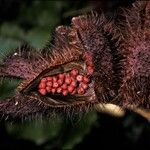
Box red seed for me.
[85,52,93,62]
[62,83,67,90]
[58,73,65,79]
[46,86,51,92]
[53,82,59,88]
[70,80,77,87]
[46,81,52,87]
[41,78,47,83]
[86,61,93,67]
[62,90,68,96]
[76,75,83,82]
[65,77,72,85]
[83,76,90,83]
[70,69,79,77]
[46,77,52,81]
[57,79,63,86]
[78,87,85,95]
[39,82,46,89]
[72,89,77,95]
[80,83,88,90]
[68,86,74,93]
[53,76,57,82]
[51,88,56,94]
[57,87,62,93]
[87,66,94,74]
[39,89,46,95]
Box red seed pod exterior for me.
[39,89,47,95]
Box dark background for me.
[0,0,150,149]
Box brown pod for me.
[0,1,149,120]
[116,1,150,108]
[72,13,121,104]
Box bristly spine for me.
[117,1,150,108]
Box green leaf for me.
[0,37,21,61]
[62,112,97,149]
[0,78,21,100]
[0,23,25,40]
[6,118,63,145]
[26,28,50,49]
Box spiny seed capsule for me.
[39,89,46,95]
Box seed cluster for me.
[38,52,94,96]
[84,52,94,75]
